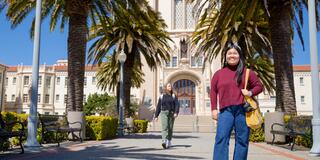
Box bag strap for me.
[244,68,250,90]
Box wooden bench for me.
[38,113,83,146]
[270,116,312,150]
[0,113,25,154]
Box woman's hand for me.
[241,89,252,97]
[212,110,218,120]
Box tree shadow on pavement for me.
[121,133,199,140]
[3,144,205,160]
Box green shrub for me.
[283,115,313,148]
[249,125,265,142]
[1,112,21,150]
[85,116,118,140]
[134,120,148,133]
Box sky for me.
[0,9,320,66]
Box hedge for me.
[0,112,119,150]
[133,120,148,133]
[85,116,118,140]
[248,114,313,148]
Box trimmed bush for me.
[249,125,265,142]
[134,120,148,133]
[1,112,27,149]
[85,116,118,140]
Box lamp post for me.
[308,0,320,156]
[25,0,42,147]
[118,49,127,136]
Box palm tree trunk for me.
[123,46,137,117]
[66,1,88,112]
[268,1,297,114]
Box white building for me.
[0,64,7,111]
[3,60,105,115]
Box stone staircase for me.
[149,115,216,133]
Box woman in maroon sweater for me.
[211,42,263,160]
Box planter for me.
[264,111,285,143]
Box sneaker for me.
[166,140,171,148]
[162,142,167,149]
[162,140,167,149]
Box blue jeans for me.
[213,105,250,160]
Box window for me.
[172,56,178,67]
[5,77,8,86]
[301,96,305,104]
[23,94,28,103]
[45,94,50,103]
[55,112,59,115]
[197,56,203,66]
[83,95,86,102]
[270,95,276,99]
[165,61,170,67]
[299,77,304,86]
[24,76,29,85]
[12,77,16,85]
[84,77,87,86]
[38,76,42,86]
[11,94,15,101]
[38,94,41,103]
[191,56,203,67]
[64,94,67,104]
[46,77,51,87]
[92,77,96,85]
[191,56,196,67]
[206,101,211,108]
[44,112,50,115]
[65,77,68,87]
[56,94,60,102]
[56,77,60,85]
[174,0,196,29]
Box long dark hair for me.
[163,82,173,95]
[223,42,245,86]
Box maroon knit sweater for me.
[210,66,263,111]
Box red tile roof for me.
[7,66,17,72]
[293,65,320,72]
[54,65,98,71]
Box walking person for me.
[210,42,263,160]
[154,83,179,149]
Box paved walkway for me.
[1,132,319,160]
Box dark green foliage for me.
[133,120,148,133]
[84,93,117,116]
[249,125,265,142]
[85,116,118,140]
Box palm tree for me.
[95,55,145,116]
[88,0,172,116]
[191,1,275,93]
[191,0,320,114]
[2,0,111,112]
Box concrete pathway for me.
[1,132,319,160]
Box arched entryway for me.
[173,79,196,115]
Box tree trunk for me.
[123,45,137,117]
[66,1,88,112]
[268,1,297,114]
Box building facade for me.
[3,60,105,115]
[0,64,7,111]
